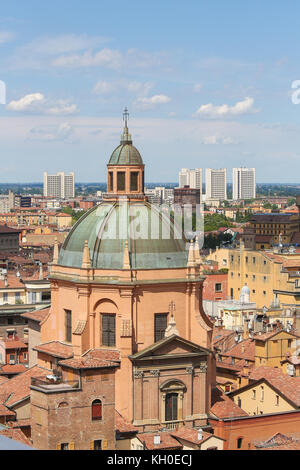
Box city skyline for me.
[1,1,300,182]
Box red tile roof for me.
[0,364,27,375]
[0,404,15,416]
[210,387,248,419]
[0,428,32,447]
[213,328,235,345]
[249,366,300,407]
[0,225,21,234]
[222,338,255,362]
[115,410,138,434]
[0,365,50,407]
[254,432,300,450]
[137,432,183,450]
[33,341,73,359]
[171,427,221,445]
[3,339,28,349]
[59,349,120,369]
[21,307,50,324]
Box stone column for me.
[161,393,166,423]
[178,392,184,421]
[186,366,194,419]
[133,371,144,423]
[150,370,160,423]
[199,361,208,414]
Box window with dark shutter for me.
[94,439,102,450]
[165,393,178,421]
[154,313,168,342]
[92,400,102,420]
[102,314,116,347]
[65,310,72,343]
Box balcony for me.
[163,420,185,430]
[31,375,80,393]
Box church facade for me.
[31,111,216,448]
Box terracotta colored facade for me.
[40,261,215,426]
[210,409,300,450]
[202,272,228,301]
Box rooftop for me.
[33,341,74,359]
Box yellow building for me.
[210,243,300,309]
[229,365,300,415]
[253,330,298,368]
[216,329,299,392]
[55,212,72,229]
[229,377,297,415]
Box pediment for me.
[129,334,211,362]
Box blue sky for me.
[1,0,300,183]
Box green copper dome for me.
[109,143,143,165]
[58,201,188,270]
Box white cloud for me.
[24,34,108,56]
[6,93,78,115]
[201,135,239,145]
[93,79,154,97]
[196,97,256,117]
[53,48,122,69]
[93,81,114,95]
[134,94,171,110]
[8,34,109,70]
[0,31,15,44]
[28,122,75,143]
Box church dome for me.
[241,284,250,295]
[58,201,188,270]
[58,109,189,271]
[109,143,143,166]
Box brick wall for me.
[202,273,228,301]
[31,367,116,450]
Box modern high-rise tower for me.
[205,168,227,201]
[232,167,256,200]
[178,168,202,199]
[43,172,75,199]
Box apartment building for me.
[43,172,75,199]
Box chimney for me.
[198,429,203,441]
[154,435,161,445]
[39,262,43,280]
[293,308,300,335]
[243,319,250,340]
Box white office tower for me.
[43,172,75,199]
[232,167,256,200]
[179,168,202,190]
[179,168,190,187]
[205,168,227,201]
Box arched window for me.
[237,437,243,449]
[92,399,102,420]
[58,401,68,408]
[165,393,178,422]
